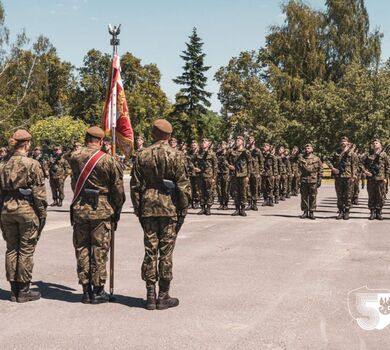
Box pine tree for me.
[173,27,211,118]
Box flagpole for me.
[108,24,120,298]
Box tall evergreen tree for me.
[172,28,211,141]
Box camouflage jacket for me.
[326,148,359,178]
[196,150,218,178]
[187,151,200,177]
[216,149,230,175]
[49,155,69,179]
[360,151,390,181]
[289,153,300,176]
[33,154,49,178]
[227,148,251,178]
[277,156,287,176]
[248,147,264,175]
[262,152,278,177]
[0,151,47,219]
[130,140,191,218]
[298,153,323,184]
[69,144,125,221]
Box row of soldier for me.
[134,134,389,221]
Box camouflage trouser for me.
[200,177,214,206]
[335,178,354,210]
[141,217,178,284]
[353,178,360,202]
[1,212,39,282]
[73,218,111,286]
[291,174,300,195]
[262,175,274,200]
[287,175,292,195]
[217,173,230,205]
[279,174,288,197]
[50,177,65,201]
[274,177,280,199]
[247,173,259,202]
[367,179,386,209]
[231,176,247,207]
[300,182,318,211]
[190,176,201,205]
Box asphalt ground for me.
[0,179,389,349]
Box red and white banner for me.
[102,54,134,158]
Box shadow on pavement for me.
[112,294,145,308]
[33,281,80,303]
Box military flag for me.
[102,54,133,158]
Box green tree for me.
[30,115,88,149]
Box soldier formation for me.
[0,124,389,309]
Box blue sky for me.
[3,0,390,111]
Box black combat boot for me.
[246,201,252,210]
[353,198,359,205]
[269,198,274,207]
[156,280,179,310]
[146,284,156,310]
[17,282,41,303]
[232,206,240,216]
[376,209,384,221]
[369,209,376,220]
[251,200,258,211]
[193,202,199,209]
[280,195,286,201]
[197,206,205,215]
[223,202,229,210]
[300,211,308,219]
[308,211,315,220]
[240,206,247,217]
[81,284,92,304]
[205,206,211,216]
[10,281,18,302]
[286,193,291,199]
[218,203,224,210]
[262,198,268,207]
[50,199,58,207]
[336,208,343,220]
[58,199,63,207]
[343,209,350,220]
[91,286,110,304]
[274,197,279,204]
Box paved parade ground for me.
[0,179,390,349]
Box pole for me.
[108,24,120,297]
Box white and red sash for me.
[72,150,106,204]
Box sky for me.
[3,0,390,112]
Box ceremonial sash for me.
[72,150,106,204]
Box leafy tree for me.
[30,115,88,149]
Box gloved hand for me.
[317,180,322,188]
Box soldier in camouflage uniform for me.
[278,146,288,201]
[289,146,301,196]
[326,136,359,220]
[69,127,125,304]
[169,137,178,150]
[32,146,49,179]
[195,138,217,216]
[0,130,47,303]
[284,148,292,198]
[188,140,201,209]
[48,146,69,207]
[360,138,390,220]
[131,119,191,310]
[246,136,263,211]
[216,141,230,210]
[298,144,322,220]
[272,146,281,204]
[228,136,251,216]
[261,143,277,207]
